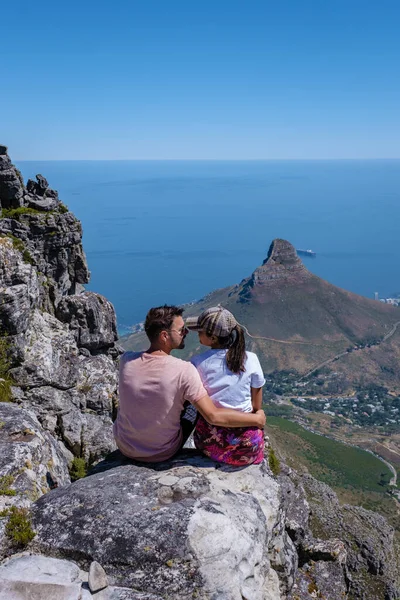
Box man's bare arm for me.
[195,395,266,429]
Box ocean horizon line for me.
[15,157,400,163]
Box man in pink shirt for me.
[114,305,266,462]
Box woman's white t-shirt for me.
[191,349,265,413]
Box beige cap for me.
[186,306,237,338]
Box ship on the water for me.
[296,248,316,258]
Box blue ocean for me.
[17,160,400,335]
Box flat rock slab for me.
[0,579,82,600]
[31,453,282,600]
[0,554,82,600]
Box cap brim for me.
[185,316,201,330]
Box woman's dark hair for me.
[216,324,246,374]
[144,305,184,342]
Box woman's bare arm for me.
[251,387,263,412]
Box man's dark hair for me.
[144,305,184,342]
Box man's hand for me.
[196,395,266,429]
[255,409,266,429]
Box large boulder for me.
[56,292,118,351]
[0,403,70,513]
[14,350,118,462]
[31,454,287,600]
[9,310,80,390]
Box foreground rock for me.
[30,453,287,599]
[26,452,353,600]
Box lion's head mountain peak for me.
[125,237,400,393]
[0,147,398,599]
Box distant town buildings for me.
[379,298,400,306]
[373,292,399,306]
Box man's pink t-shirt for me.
[113,351,206,462]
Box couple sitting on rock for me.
[113,305,266,466]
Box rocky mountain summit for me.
[0,147,398,599]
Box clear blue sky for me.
[2,0,400,159]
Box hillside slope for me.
[122,239,400,390]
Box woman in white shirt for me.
[186,306,265,466]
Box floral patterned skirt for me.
[193,415,264,466]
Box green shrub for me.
[58,202,69,213]
[0,335,14,402]
[0,475,16,496]
[69,457,87,481]
[268,446,281,476]
[5,506,35,546]
[22,249,35,265]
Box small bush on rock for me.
[0,335,14,402]
[58,202,69,213]
[5,506,35,546]
[0,475,16,496]
[268,446,281,476]
[69,457,87,481]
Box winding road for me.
[299,320,400,381]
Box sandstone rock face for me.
[0,147,119,467]
[301,474,399,600]
[56,292,118,351]
[0,147,24,209]
[0,404,70,513]
[0,237,39,334]
[0,211,90,308]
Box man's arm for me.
[195,395,266,429]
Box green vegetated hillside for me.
[266,416,399,532]
[267,416,392,492]
[121,238,400,391]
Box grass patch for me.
[1,207,43,219]
[1,203,68,221]
[266,416,392,493]
[69,457,87,481]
